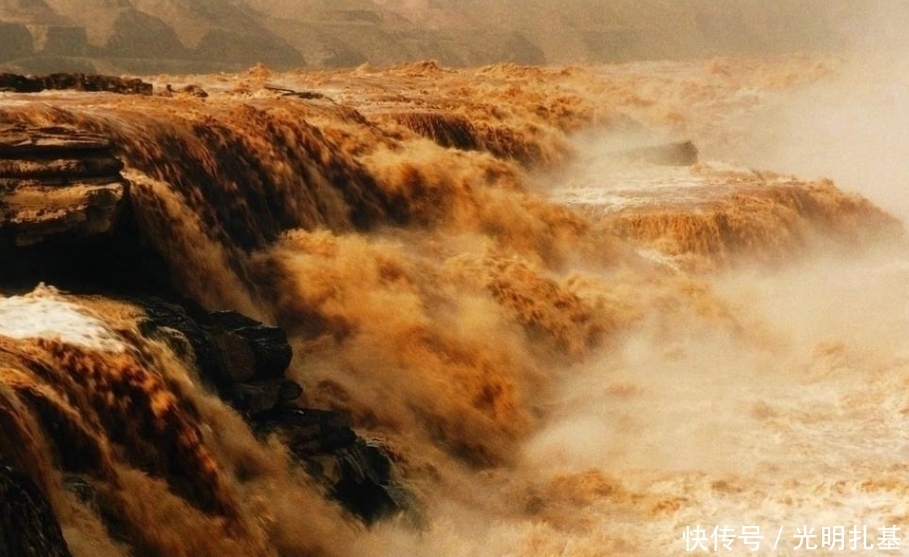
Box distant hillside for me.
[0,0,303,73]
[0,0,886,74]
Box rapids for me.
[0,53,907,557]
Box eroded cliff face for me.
[0,0,892,74]
[0,58,905,556]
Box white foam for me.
[0,288,125,352]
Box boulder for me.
[256,407,413,524]
[138,300,293,410]
[202,310,293,382]
[228,379,302,416]
[256,407,358,455]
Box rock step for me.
[202,310,293,383]
[0,156,124,181]
[0,125,128,247]
[140,301,293,390]
[228,379,302,416]
[0,126,113,156]
[1,183,126,247]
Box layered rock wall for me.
[0,124,127,247]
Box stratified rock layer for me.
[0,124,127,247]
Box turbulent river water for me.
[1,54,908,556]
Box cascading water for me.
[0,52,906,557]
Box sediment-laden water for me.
[0,54,907,556]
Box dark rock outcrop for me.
[0,73,43,93]
[137,300,414,523]
[0,73,153,95]
[139,301,293,402]
[256,407,414,524]
[0,462,73,557]
[202,310,293,383]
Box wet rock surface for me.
[0,73,153,95]
[137,299,413,523]
[0,462,73,557]
[202,310,294,383]
[138,299,292,398]
[257,407,415,524]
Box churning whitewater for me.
[0,51,908,557]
